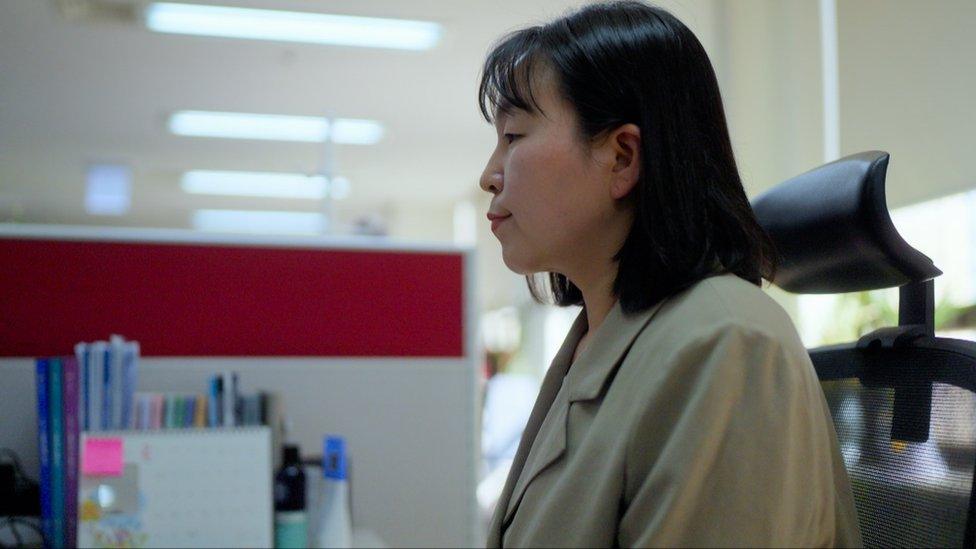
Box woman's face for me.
[480,71,623,277]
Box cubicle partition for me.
[0,223,482,548]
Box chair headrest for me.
[751,151,941,294]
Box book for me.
[48,357,65,548]
[152,394,164,430]
[208,375,222,427]
[172,394,182,429]
[120,341,139,429]
[62,356,80,548]
[164,394,176,429]
[258,392,269,425]
[193,394,207,428]
[137,392,153,430]
[222,371,238,428]
[35,358,53,548]
[183,396,195,428]
[89,341,107,431]
[109,335,125,429]
[240,395,255,426]
[174,395,185,428]
[74,344,88,431]
[159,394,168,429]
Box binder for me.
[193,394,207,428]
[182,396,195,428]
[120,341,139,429]
[74,344,88,431]
[78,428,273,548]
[208,375,222,427]
[151,394,164,430]
[108,336,125,429]
[48,358,65,548]
[89,341,107,431]
[222,371,238,427]
[35,358,53,547]
[62,356,80,547]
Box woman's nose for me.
[480,164,503,194]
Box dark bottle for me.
[274,445,308,548]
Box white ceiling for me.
[0,0,603,222]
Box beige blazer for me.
[487,273,862,548]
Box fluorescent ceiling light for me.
[169,111,384,144]
[146,2,441,51]
[181,170,351,200]
[86,163,132,216]
[183,171,326,199]
[193,209,327,235]
[331,119,384,146]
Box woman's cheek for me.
[506,151,528,181]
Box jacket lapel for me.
[563,298,669,404]
[490,298,672,542]
[486,308,588,547]
[501,379,571,527]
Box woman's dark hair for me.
[478,1,777,315]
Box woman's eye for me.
[504,133,522,144]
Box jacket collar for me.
[563,296,670,403]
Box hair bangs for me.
[479,27,547,123]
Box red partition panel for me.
[0,238,464,357]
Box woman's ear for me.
[607,123,641,200]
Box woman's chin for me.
[500,248,538,275]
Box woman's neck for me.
[563,236,625,358]
[582,294,616,337]
[571,267,619,351]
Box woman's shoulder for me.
[635,272,806,356]
[617,273,818,406]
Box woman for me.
[477,2,862,547]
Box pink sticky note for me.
[82,438,124,477]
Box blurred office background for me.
[2,0,975,545]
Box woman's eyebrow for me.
[493,104,514,120]
[500,108,531,122]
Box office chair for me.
[751,151,976,548]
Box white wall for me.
[838,0,976,208]
[714,0,825,196]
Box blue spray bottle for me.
[315,436,352,548]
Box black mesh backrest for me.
[815,341,976,547]
[752,151,976,548]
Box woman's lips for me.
[490,215,511,232]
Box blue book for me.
[74,343,89,431]
[109,336,126,429]
[208,376,222,427]
[222,371,238,427]
[88,341,107,432]
[62,356,80,549]
[120,341,139,429]
[134,393,149,430]
[101,345,111,431]
[35,358,53,548]
[183,396,195,428]
[48,357,66,548]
